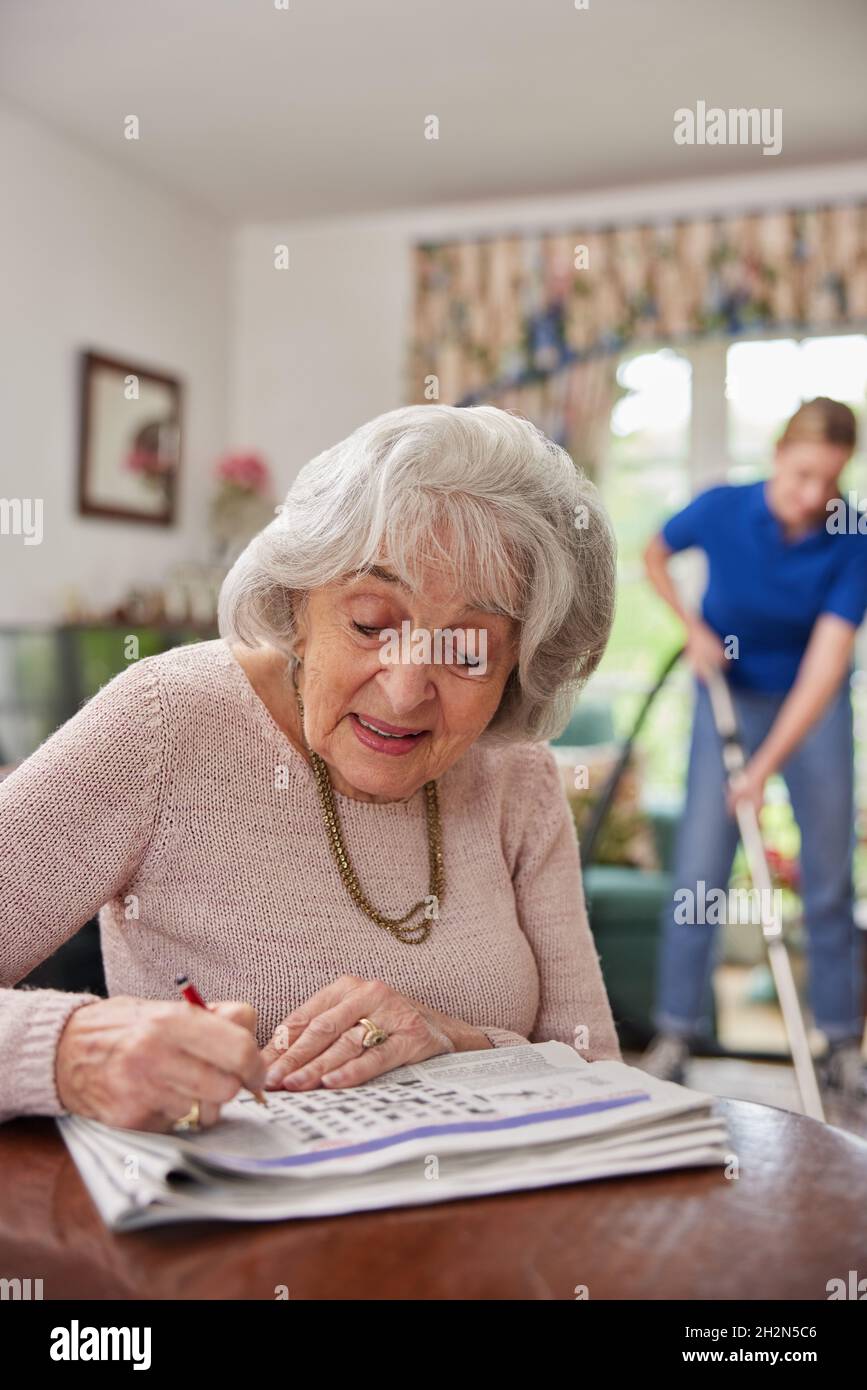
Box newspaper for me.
[57,1042,730,1230]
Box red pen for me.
[176,975,268,1107]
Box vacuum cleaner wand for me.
[704,667,825,1122]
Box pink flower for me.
[216,452,270,494]
[126,447,173,477]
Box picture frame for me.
[77,350,182,525]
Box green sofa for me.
[551,703,716,1050]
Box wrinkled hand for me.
[55,996,265,1132]
[261,974,456,1091]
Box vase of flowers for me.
[209,452,275,566]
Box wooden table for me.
[1,1098,865,1300]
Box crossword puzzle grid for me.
[264,1080,497,1145]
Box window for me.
[590,348,694,795]
[726,333,867,482]
[590,329,867,810]
[600,347,692,682]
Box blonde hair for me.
[778,397,857,451]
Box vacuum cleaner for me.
[583,647,826,1121]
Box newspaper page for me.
[57,1042,730,1229]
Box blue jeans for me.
[654,677,865,1044]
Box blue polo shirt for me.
[661,481,867,692]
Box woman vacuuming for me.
[641,397,867,1106]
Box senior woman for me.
[0,404,621,1131]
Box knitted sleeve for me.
[0,657,164,1121]
[491,742,622,1062]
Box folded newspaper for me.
[58,1042,730,1230]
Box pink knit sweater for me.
[0,638,621,1122]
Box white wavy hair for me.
[218,403,616,743]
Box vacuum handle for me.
[703,667,826,1122]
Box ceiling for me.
[1,0,866,222]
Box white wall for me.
[0,102,232,624]
[4,100,867,625]
[229,220,409,491]
[230,159,867,493]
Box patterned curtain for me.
[407,204,867,479]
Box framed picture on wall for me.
[77,350,182,525]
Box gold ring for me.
[357,1017,389,1048]
[173,1100,201,1132]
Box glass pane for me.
[726,339,801,476]
[799,334,867,403]
[610,347,691,458]
[726,333,867,479]
[585,349,692,797]
[724,331,867,869]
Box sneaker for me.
[817,1040,867,1103]
[639,1032,690,1085]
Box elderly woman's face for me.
[292,563,519,802]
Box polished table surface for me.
[1,1098,866,1300]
